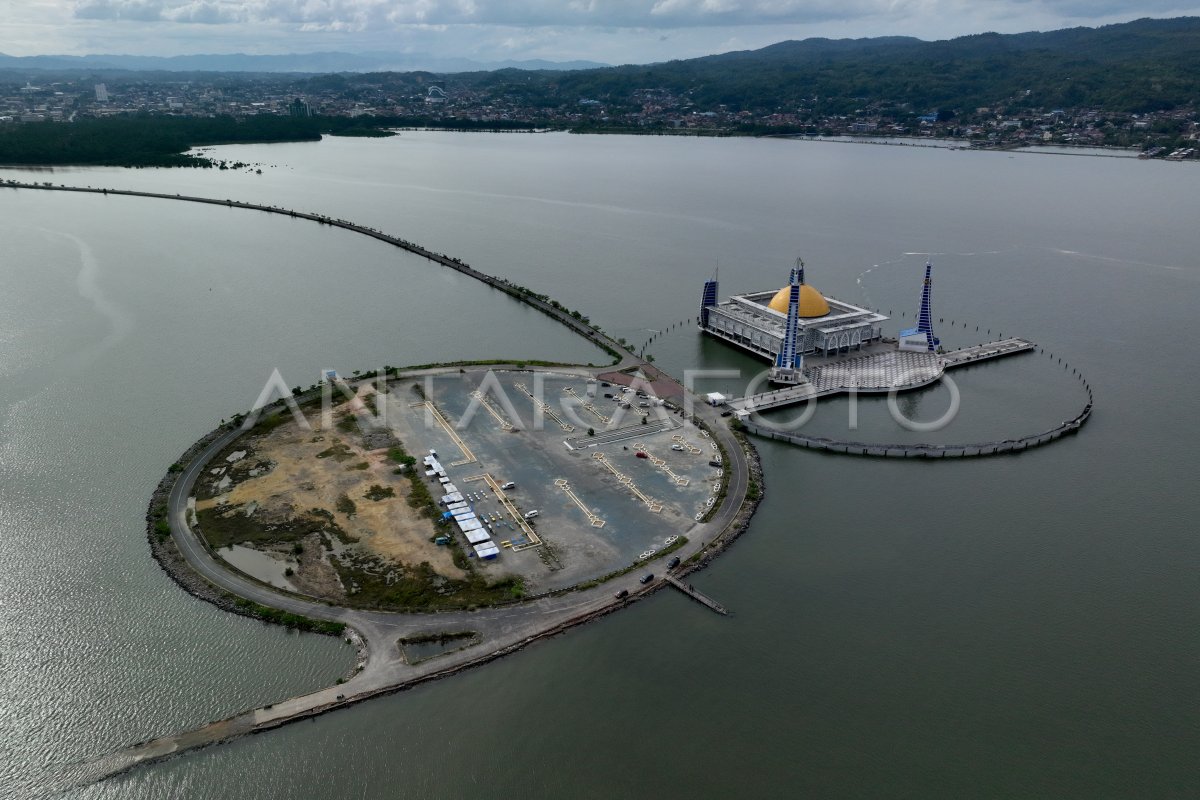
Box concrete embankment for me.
[743,346,1094,458]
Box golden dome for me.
[767,284,830,318]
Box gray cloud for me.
[75,0,166,21]
[70,0,907,29]
[48,1,1200,63]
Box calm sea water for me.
[0,133,1196,798]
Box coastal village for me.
[1,73,1197,158]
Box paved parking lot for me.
[384,370,721,591]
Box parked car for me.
[614,589,629,599]
[668,556,681,569]
[635,451,649,459]
[671,444,684,451]
[500,481,515,490]
[639,573,655,584]
[523,510,539,519]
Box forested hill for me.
[491,16,1200,114]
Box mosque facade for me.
[698,261,889,366]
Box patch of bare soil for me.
[195,404,466,603]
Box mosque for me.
[699,259,943,385]
[699,259,893,382]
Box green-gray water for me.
[1,133,1196,798]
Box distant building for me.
[288,97,312,117]
[94,83,109,103]
[424,87,447,105]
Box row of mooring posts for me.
[639,317,696,360]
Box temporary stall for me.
[464,529,492,545]
[473,543,500,559]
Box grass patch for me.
[330,554,526,610]
[316,441,354,461]
[232,598,345,635]
[197,505,351,548]
[347,461,370,471]
[364,484,395,501]
[252,413,291,433]
[336,494,357,517]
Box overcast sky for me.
[1,1,1197,62]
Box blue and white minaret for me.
[768,264,805,384]
[898,261,941,352]
[699,268,719,329]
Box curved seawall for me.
[744,348,1094,458]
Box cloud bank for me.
[0,1,1192,62]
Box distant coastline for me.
[0,115,1187,169]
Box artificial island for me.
[0,180,1085,783]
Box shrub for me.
[336,494,357,517]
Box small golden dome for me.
[767,284,830,318]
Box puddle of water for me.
[220,544,299,591]
[399,632,480,664]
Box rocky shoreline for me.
[680,429,764,577]
[144,422,369,676]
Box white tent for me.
[473,543,500,559]
[464,529,491,544]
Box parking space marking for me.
[554,478,606,528]
[515,383,576,433]
[470,390,515,432]
[563,386,610,424]
[631,442,690,486]
[414,400,476,465]
[591,452,663,513]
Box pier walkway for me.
[665,575,729,615]
[942,337,1035,366]
[728,338,1034,414]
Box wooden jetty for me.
[665,575,729,615]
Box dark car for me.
[708,460,722,468]
[614,589,629,599]
[604,393,613,398]
[720,410,733,417]
[639,573,654,584]
[668,556,681,569]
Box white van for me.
[500,481,516,490]
[523,510,540,519]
